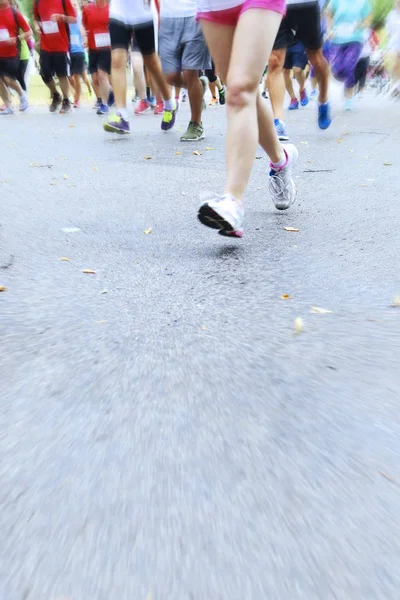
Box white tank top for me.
[196,0,244,12]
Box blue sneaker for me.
[107,90,115,107]
[288,98,299,110]
[318,102,332,130]
[96,103,109,115]
[300,89,309,107]
[274,118,289,142]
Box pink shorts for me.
[197,0,286,26]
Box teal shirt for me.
[328,0,371,44]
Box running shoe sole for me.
[180,133,205,142]
[103,123,130,134]
[197,204,243,237]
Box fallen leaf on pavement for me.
[193,150,202,156]
[336,138,344,143]
[175,151,181,155]
[0,286,7,292]
[92,166,99,171]
[311,306,333,314]
[294,317,304,334]
[391,296,400,307]
[63,174,68,179]
[82,269,96,274]
[384,162,392,166]
[300,141,308,145]
[94,320,107,324]
[144,227,152,234]
[280,294,290,300]
[360,184,368,187]
[181,192,186,196]
[205,147,214,151]
[283,227,300,232]
[62,227,80,233]
[144,156,152,160]
[68,124,75,128]
[101,289,108,294]
[201,325,207,331]
[307,160,312,164]
[50,182,56,186]
[58,257,72,261]
[379,470,396,482]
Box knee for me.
[226,77,257,109]
[268,52,284,73]
[111,54,126,70]
[166,72,178,86]
[293,67,303,77]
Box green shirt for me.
[19,38,29,60]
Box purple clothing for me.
[330,41,362,88]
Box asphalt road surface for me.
[1,87,400,600]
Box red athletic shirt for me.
[34,0,76,53]
[0,5,30,59]
[82,4,110,51]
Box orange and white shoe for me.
[209,96,218,106]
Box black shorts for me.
[40,50,70,82]
[70,52,86,75]
[273,2,322,51]
[284,42,308,70]
[109,19,156,56]
[88,49,111,74]
[0,57,19,79]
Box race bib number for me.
[335,23,356,38]
[70,34,80,46]
[0,29,10,42]
[94,32,110,48]
[42,20,59,34]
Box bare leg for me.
[111,48,128,110]
[98,69,111,104]
[143,53,172,102]
[4,77,24,98]
[0,77,12,106]
[293,65,306,92]
[307,48,329,104]
[132,50,146,99]
[91,72,100,99]
[73,74,81,103]
[45,78,59,96]
[284,68,296,99]
[82,70,92,95]
[58,76,70,99]
[268,48,286,121]
[184,69,203,123]
[201,9,282,201]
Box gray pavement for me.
[1,87,400,599]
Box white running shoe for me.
[198,193,244,237]
[269,144,299,211]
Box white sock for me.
[164,98,174,111]
[118,107,129,120]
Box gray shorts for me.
[159,16,211,74]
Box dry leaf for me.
[144,227,152,234]
[62,227,80,233]
[0,286,7,292]
[92,166,99,171]
[283,227,300,232]
[94,320,107,324]
[311,306,333,314]
[68,124,75,128]
[336,138,344,143]
[58,257,72,261]
[384,162,392,166]
[294,317,304,334]
[360,184,368,187]
[144,156,152,160]
[300,141,308,145]
[280,294,290,300]
[193,150,202,156]
[379,470,396,482]
[307,160,312,164]
[205,147,214,151]
[101,289,108,294]
[175,151,181,155]
[201,325,207,331]
[82,269,96,274]
[391,296,400,307]
[63,174,68,179]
